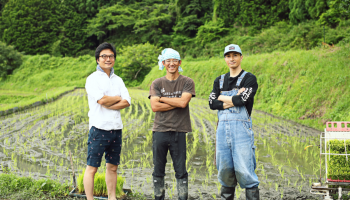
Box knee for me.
[175,172,188,179]
[218,168,236,187]
[106,164,118,173]
[235,170,259,188]
[85,166,98,175]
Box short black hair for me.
[95,42,117,64]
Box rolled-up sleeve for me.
[119,78,131,105]
[85,76,104,103]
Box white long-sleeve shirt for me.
[85,71,131,130]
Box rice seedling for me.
[76,169,125,198]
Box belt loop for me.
[175,132,178,142]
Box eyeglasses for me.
[99,54,115,61]
[165,59,179,64]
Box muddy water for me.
[0,89,323,199]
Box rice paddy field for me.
[0,89,325,199]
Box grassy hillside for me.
[141,45,350,130]
[0,54,96,111]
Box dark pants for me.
[152,131,188,179]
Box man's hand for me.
[218,87,245,109]
[153,96,160,102]
[150,96,176,112]
[159,93,192,108]
[223,102,233,109]
[102,100,130,110]
[237,87,245,95]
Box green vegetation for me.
[0,0,349,57]
[141,44,350,130]
[0,173,71,199]
[178,20,350,58]
[117,43,161,86]
[0,54,94,111]
[0,41,23,79]
[327,140,350,180]
[0,0,88,56]
[77,169,125,197]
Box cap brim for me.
[224,51,242,56]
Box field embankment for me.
[141,45,350,130]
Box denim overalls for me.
[216,71,260,189]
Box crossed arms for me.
[150,93,193,112]
[98,95,130,110]
[217,88,245,109]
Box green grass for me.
[0,173,72,199]
[0,54,96,111]
[141,44,350,130]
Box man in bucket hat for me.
[209,44,260,200]
[149,48,195,200]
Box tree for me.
[0,0,8,12]
[217,0,290,29]
[85,3,138,43]
[306,0,329,19]
[117,43,161,85]
[319,0,350,27]
[57,3,90,56]
[86,1,173,46]
[0,41,23,79]
[170,0,213,37]
[0,0,61,55]
[195,18,228,46]
[289,0,311,24]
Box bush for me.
[0,41,23,79]
[116,43,161,86]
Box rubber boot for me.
[220,186,235,200]
[153,176,165,200]
[246,187,259,200]
[176,177,188,200]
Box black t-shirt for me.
[208,70,258,116]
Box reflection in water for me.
[0,89,321,199]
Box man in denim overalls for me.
[209,44,260,200]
